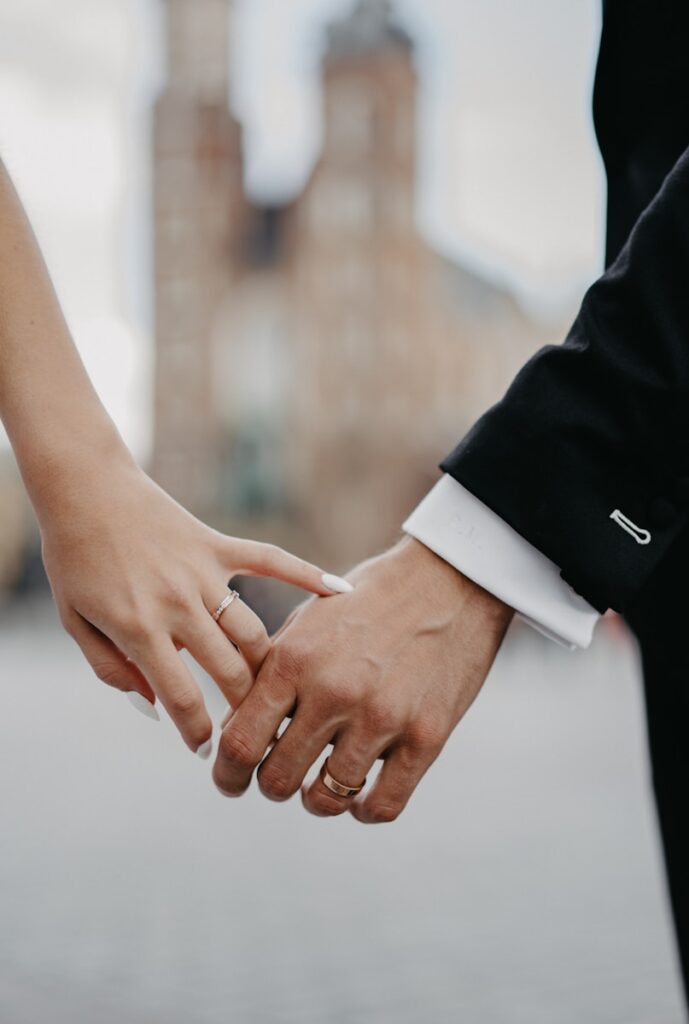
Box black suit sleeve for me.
[441,144,689,613]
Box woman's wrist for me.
[17,423,137,526]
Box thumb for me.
[228,540,354,596]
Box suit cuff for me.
[403,475,599,649]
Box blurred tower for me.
[322,0,416,229]
[152,0,243,515]
[289,0,435,559]
[148,0,551,571]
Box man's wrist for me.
[392,535,515,635]
[404,475,599,649]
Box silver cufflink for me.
[609,509,651,545]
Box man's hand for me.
[213,537,513,822]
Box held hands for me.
[39,447,339,756]
[43,444,511,821]
[0,156,508,804]
[214,537,513,822]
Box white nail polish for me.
[197,739,213,760]
[127,692,160,721]
[321,573,354,594]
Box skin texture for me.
[0,159,331,753]
[214,537,514,822]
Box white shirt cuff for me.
[403,475,599,649]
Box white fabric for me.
[403,475,599,649]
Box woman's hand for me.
[37,444,339,757]
[0,158,345,755]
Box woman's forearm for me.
[0,157,340,757]
[0,159,130,515]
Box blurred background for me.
[0,0,686,1020]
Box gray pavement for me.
[0,595,685,1023]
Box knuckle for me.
[92,661,123,687]
[269,641,308,685]
[361,697,400,739]
[257,763,296,801]
[310,792,347,816]
[365,802,402,824]
[167,688,202,719]
[219,727,260,769]
[314,678,350,715]
[217,657,247,688]
[161,577,194,613]
[254,542,278,570]
[405,716,446,756]
[245,622,268,651]
[118,616,153,651]
[212,767,248,798]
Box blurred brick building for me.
[152,0,562,567]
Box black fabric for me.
[442,0,689,614]
[627,541,689,1009]
[441,0,689,1008]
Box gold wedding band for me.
[211,589,240,622]
[320,757,366,798]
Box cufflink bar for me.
[609,509,651,545]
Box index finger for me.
[223,539,353,597]
[213,657,296,797]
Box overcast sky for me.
[0,0,603,457]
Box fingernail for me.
[197,739,213,760]
[321,573,354,594]
[127,692,160,721]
